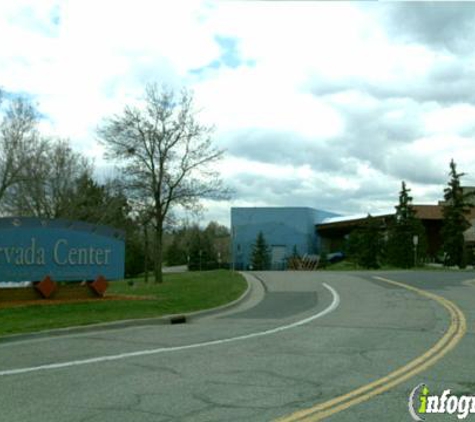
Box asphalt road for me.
[0,271,474,422]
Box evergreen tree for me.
[165,234,188,266]
[204,221,231,264]
[349,215,383,269]
[187,225,218,271]
[442,160,475,268]
[187,228,202,271]
[386,181,427,268]
[66,175,132,228]
[287,245,301,270]
[250,231,271,270]
[64,175,145,277]
[318,250,329,269]
[165,221,230,270]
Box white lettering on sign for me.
[0,238,45,265]
[53,239,111,266]
[53,239,67,265]
[0,238,111,267]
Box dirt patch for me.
[0,294,157,309]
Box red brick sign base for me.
[0,275,109,302]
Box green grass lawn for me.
[0,270,247,338]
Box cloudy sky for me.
[2,1,475,226]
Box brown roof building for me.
[316,202,475,260]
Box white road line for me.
[0,283,340,377]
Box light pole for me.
[413,235,419,267]
[199,249,202,272]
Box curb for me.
[175,271,253,321]
[0,272,253,344]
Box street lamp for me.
[413,235,419,267]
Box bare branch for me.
[97,83,230,282]
[2,137,93,218]
[0,97,45,207]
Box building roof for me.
[317,213,393,231]
[412,205,443,220]
[317,204,475,231]
[320,212,391,225]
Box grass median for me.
[0,270,247,338]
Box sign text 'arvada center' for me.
[0,218,125,282]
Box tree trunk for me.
[154,221,163,283]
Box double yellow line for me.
[277,276,467,422]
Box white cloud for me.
[195,68,344,138]
[2,1,475,226]
[423,103,475,135]
[1,0,224,151]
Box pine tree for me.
[251,231,271,270]
[349,215,383,269]
[187,225,218,271]
[165,234,187,266]
[386,181,427,268]
[442,160,475,268]
[291,245,300,259]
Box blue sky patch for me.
[2,90,35,102]
[12,5,61,37]
[190,35,255,76]
[215,36,241,69]
[0,90,50,121]
[50,5,61,27]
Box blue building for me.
[231,207,339,270]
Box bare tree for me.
[0,96,47,209]
[3,138,92,218]
[98,84,229,283]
